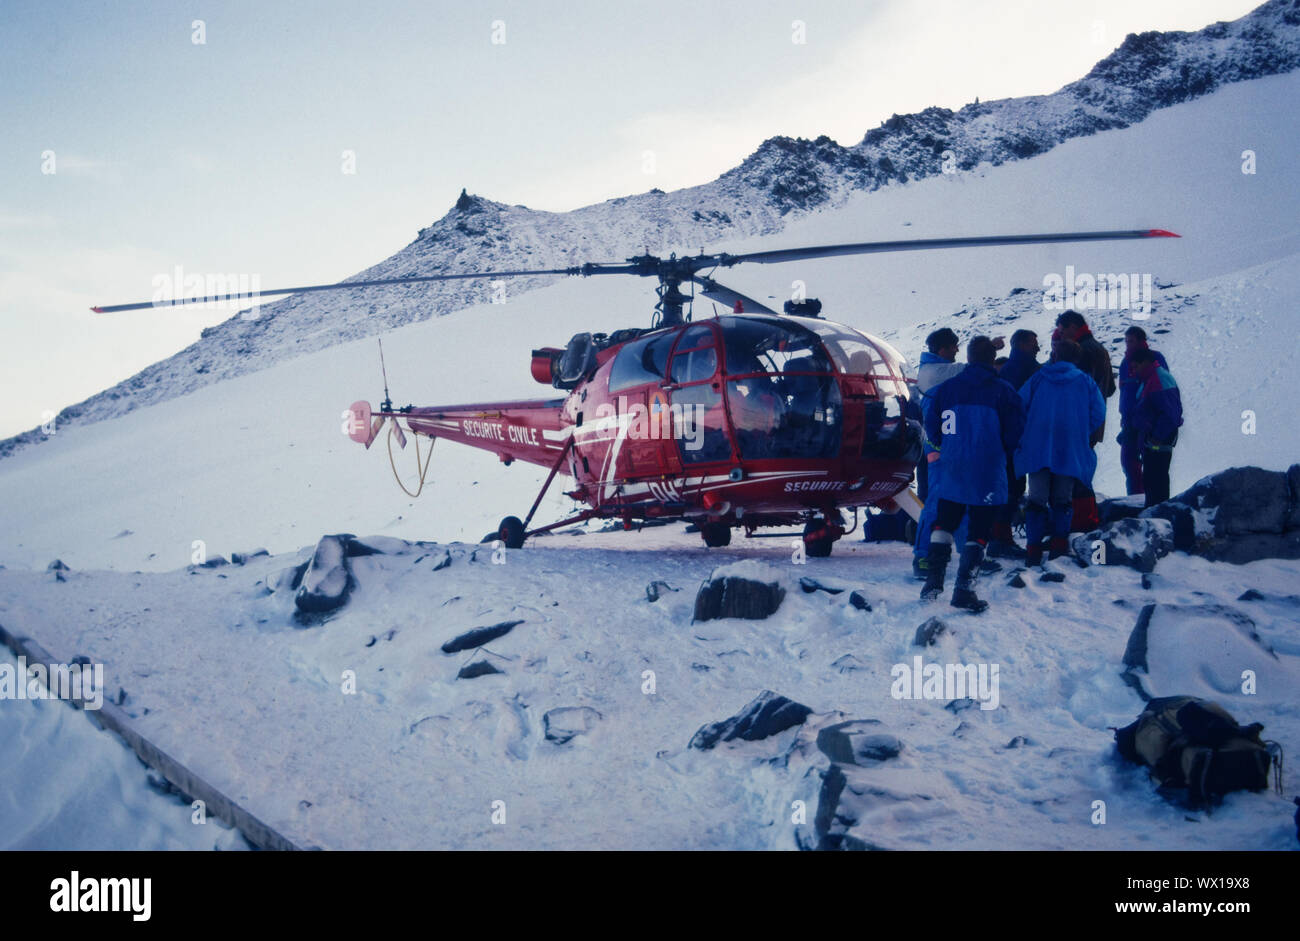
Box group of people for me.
[909,311,1183,612]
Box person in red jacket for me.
[1117,326,1169,495]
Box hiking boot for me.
[950,542,988,612]
[988,522,1024,559]
[979,558,1003,574]
[911,556,928,581]
[1025,543,1044,567]
[950,587,989,613]
[919,542,951,602]
[1048,536,1071,560]
[987,539,1026,560]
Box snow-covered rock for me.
[293,535,354,617]
[1071,517,1174,573]
[543,707,602,745]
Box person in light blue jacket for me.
[1013,339,1106,565]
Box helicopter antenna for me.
[378,338,393,413]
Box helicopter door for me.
[666,325,731,466]
[607,331,679,479]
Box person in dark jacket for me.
[921,336,1025,612]
[1014,339,1107,565]
[990,329,1040,557]
[998,329,1041,390]
[1054,310,1115,532]
[1128,348,1183,507]
[1117,326,1169,495]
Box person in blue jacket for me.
[1117,326,1169,496]
[911,328,967,579]
[1128,348,1184,507]
[921,336,1025,612]
[1013,339,1106,565]
[989,329,1040,557]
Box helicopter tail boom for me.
[348,396,571,470]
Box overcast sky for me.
[0,0,1262,438]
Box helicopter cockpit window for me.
[609,332,674,392]
[717,317,841,460]
[719,317,833,377]
[670,345,717,385]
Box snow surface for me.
[0,68,1298,851]
[0,648,249,850]
[0,534,1294,849]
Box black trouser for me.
[934,500,995,544]
[916,454,929,503]
[996,456,1025,527]
[1142,448,1173,507]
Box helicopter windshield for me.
[717,316,841,460]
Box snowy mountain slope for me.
[5,0,1299,459]
[1,535,1294,850]
[1,71,1297,574]
[0,649,250,850]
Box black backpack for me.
[1114,696,1283,808]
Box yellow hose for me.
[387,421,435,497]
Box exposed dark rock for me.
[1288,464,1300,529]
[1098,497,1145,527]
[816,721,901,765]
[693,574,785,621]
[231,549,269,565]
[432,550,452,571]
[47,559,70,582]
[799,576,844,594]
[1202,530,1300,564]
[1007,571,1027,588]
[1140,501,1197,552]
[913,616,948,647]
[457,660,503,679]
[848,590,872,612]
[1173,466,1292,535]
[441,620,524,654]
[689,690,812,750]
[1238,588,1266,601]
[1040,570,1066,583]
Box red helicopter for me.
[97,228,1179,554]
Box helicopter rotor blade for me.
[689,276,779,315]
[707,229,1180,270]
[89,263,632,314]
